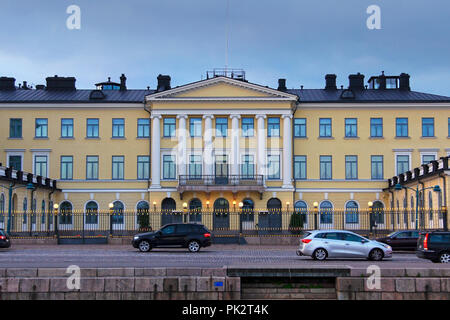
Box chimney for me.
[325,74,337,90]
[157,74,171,92]
[22,81,30,90]
[120,74,127,91]
[46,75,76,91]
[35,84,45,90]
[378,71,386,90]
[348,73,365,90]
[399,73,410,91]
[277,79,287,92]
[0,77,16,91]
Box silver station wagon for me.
[296,230,392,261]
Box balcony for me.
[178,175,265,198]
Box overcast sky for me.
[0,0,449,95]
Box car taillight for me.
[0,236,5,240]
[423,233,429,250]
[204,233,211,238]
[301,239,312,244]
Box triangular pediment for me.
[145,77,298,101]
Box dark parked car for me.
[416,231,450,263]
[132,223,212,253]
[376,230,420,251]
[0,229,11,248]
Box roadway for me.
[1,244,449,269]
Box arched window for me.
[372,201,384,224]
[241,198,254,222]
[319,201,333,224]
[290,201,307,232]
[213,198,230,230]
[85,201,99,224]
[410,196,415,221]
[48,201,53,226]
[136,201,150,230]
[112,201,124,224]
[23,197,28,224]
[403,197,408,225]
[267,198,282,212]
[345,201,359,224]
[428,191,433,220]
[41,200,46,225]
[31,198,37,224]
[59,201,73,225]
[0,194,4,224]
[161,198,180,225]
[189,199,202,223]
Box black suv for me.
[0,229,11,248]
[132,223,212,253]
[416,231,450,263]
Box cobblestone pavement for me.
[0,244,449,268]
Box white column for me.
[150,115,161,188]
[230,115,241,176]
[177,115,188,178]
[256,115,266,177]
[282,114,293,189]
[203,115,214,177]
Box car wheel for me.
[312,248,327,261]
[439,252,450,263]
[138,240,152,252]
[188,240,201,253]
[369,248,384,261]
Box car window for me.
[396,232,411,239]
[411,231,420,238]
[314,233,326,239]
[430,234,450,243]
[324,233,341,240]
[341,233,364,242]
[0,230,5,236]
[176,224,191,233]
[161,225,176,235]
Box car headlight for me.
[133,236,139,240]
[380,243,391,250]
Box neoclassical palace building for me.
[0,70,449,232]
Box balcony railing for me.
[178,175,265,195]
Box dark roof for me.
[0,89,153,103]
[287,89,450,103]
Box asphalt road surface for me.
[1,244,449,269]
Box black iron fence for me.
[1,208,447,240]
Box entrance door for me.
[213,198,230,230]
[161,198,181,226]
[215,155,228,185]
[259,198,282,234]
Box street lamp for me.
[233,200,237,211]
[183,202,188,223]
[108,202,114,236]
[394,183,442,230]
[0,182,35,234]
[286,202,290,212]
[152,201,157,211]
[313,202,319,230]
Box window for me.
[241,155,255,178]
[163,118,176,137]
[137,119,150,138]
[396,155,410,175]
[345,156,358,180]
[190,118,202,137]
[87,119,99,138]
[341,232,364,242]
[0,194,5,223]
[294,118,306,138]
[319,201,333,224]
[35,119,48,138]
[345,118,357,137]
[86,156,99,180]
[137,156,150,180]
[60,156,73,180]
[371,156,384,180]
[59,201,72,225]
[41,200,46,224]
[34,155,47,177]
[267,155,280,179]
[9,119,22,138]
[61,119,74,138]
[8,155,22,171]
[422,154,435,164]
[112,118,125,138]
[85,201,98,225]
[396,118,408,137]
[189,155,202,178]
[319,118,332,137]
[320,156,332,180]
[294,156,307,180]
[267,117,280,137]
[112,156,124,180]
[161,225,176,235]
[163,155,176,179]
[370,118,383,137]
[216,118,228,137]
[242,118,254,137]
[111,201,124,224]
[422,118,434,137]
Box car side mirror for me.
[361,240,368,244]
[156,231,162,236]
